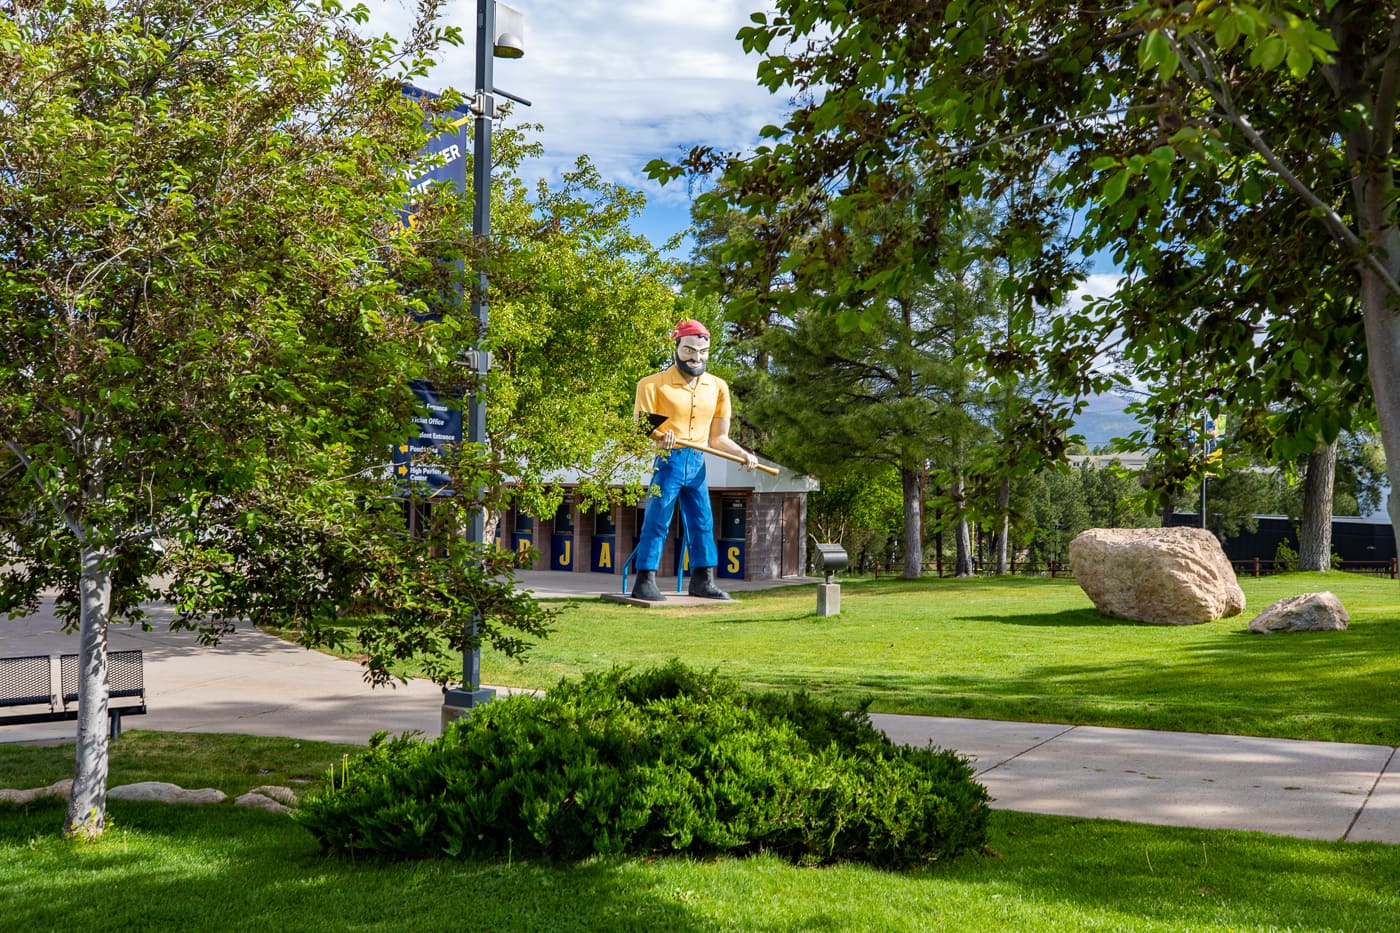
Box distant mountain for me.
[1070,392,1146,450]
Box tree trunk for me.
[1360,262,1400,579]
[483,508,502,548]
[901,465,922,578]
[955,517,973,576]
[1341,53,1400,588]
[950,469,974,576]
[995,476,1011,574]
[65,541,114,840]
[1298,440,1337,572]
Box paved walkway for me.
[3,573,1397,844]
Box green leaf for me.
[1254,35,1287,72]
[1137,30,1170,71]
[1214,12,1240,50]
[1144,156,1172,195]
[1102,170,1130,205]
[1286,46,1313,78]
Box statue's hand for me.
[661,429,677,449]
[743,451,758,471]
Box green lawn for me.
[2,789,1397,932]
[461,571,1400,746]
[6,585,1399,933]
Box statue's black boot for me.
[632,570,666,602]
[688,566,731,600]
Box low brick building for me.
[500,453,818,582]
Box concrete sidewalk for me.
[871,713,1398,844]
[3,591,1397,844]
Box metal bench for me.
[0,650,147,738]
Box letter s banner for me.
[719,542,745,579]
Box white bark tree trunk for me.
[901,465,922,578]
[483,508,502,547]
[1360,268,1400,572]
[954,519,974,577]
[950,470,974,576]
[65,541,113,840]
[1351,150,1400,585]
[995,476,1011,575]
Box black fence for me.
[1166,513,1397,567]
[1231,557,1398,578]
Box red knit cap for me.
[671,318,710,340]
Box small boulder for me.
[1069,527,1245,625]
[247,784,298,806]
[235,791,293,814]
[234,785,298,813]
[107,781,227,805]
[1248,592,1349,633]
[0,779,72,804]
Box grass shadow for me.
[6,803,1397,931]
[2,800,717,933]
[962,608,1130,628]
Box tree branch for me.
[3,439,82,538]
[1367,5,1400,158]
[1175,33,1400,298]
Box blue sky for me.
[367,1,784,253]
[367,1,1122,297]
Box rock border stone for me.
[0,779,298,811]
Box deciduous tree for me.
[0,0,550,839]
[653,0,1400,570]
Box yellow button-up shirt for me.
[634,366,731,444]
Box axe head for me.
[642,412,668,435]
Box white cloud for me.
[364,0,787,226]
[1072,272,1126,308]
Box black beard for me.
[674,353,706,377]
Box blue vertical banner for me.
[399,87,472,322]
[392,380,463,496]
[551,501,575,571]
[512,511,534,567]
[400,86,471,210]
[718,496,746,580]
[590,508,617,574]
[1204,413,1226,471]
[393,87,472,496]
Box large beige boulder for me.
[1247,592,1348,633]
[1069,527,1245,625]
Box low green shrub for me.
[294,661,989,867]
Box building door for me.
[781,496,801,577]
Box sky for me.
[366,1,786,250]
[365,0,1121,298]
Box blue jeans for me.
[634,447,717,571]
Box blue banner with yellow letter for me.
[393,86,471,495]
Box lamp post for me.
[443,0,526,719]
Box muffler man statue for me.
[632,319,757,601]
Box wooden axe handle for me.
[642,411,780,475]
[671,438,780,476]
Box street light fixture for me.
[492,4,525,58]
[443,0,526,720]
